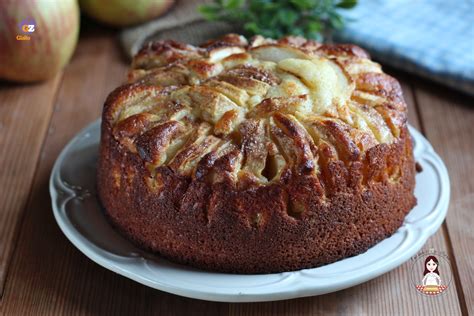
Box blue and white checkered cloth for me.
[336,0,474,95]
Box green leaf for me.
[228,9,249,21]
[305,30,322,41]
[249,0,276,12]
[277,9,298,27]
[290,0,317,10]
[260,28,282,39]
[244,21,260,34]
[223,0,245,9]
[329,12,344,29]
[336,0,358,9]
[198,4,222,21]
[291,27,305,36]
[306,21,322,33]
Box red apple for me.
[0,0,80,82]
[80,0,175,27]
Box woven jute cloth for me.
[120,0,236,59]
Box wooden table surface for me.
[0,24,472,316]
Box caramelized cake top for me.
[103,34,407,185]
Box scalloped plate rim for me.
[50,119,450,302]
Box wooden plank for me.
[0,73,61,295]
[0,29,228,315]
[229,75,462,316]
[412,79,473,315]
[0,39,464,315]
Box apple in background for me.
[0,0,80,82]
[80,0,175,27]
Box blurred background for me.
[0,1,472,315]
[1,0,473,94]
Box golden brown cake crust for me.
[97,34,416,273]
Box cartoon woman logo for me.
[423,256,441,285]
[414,255,449,295]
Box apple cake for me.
[97,34,416,273]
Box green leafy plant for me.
[198,0,357,41]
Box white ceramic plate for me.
[50,120,450,302]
